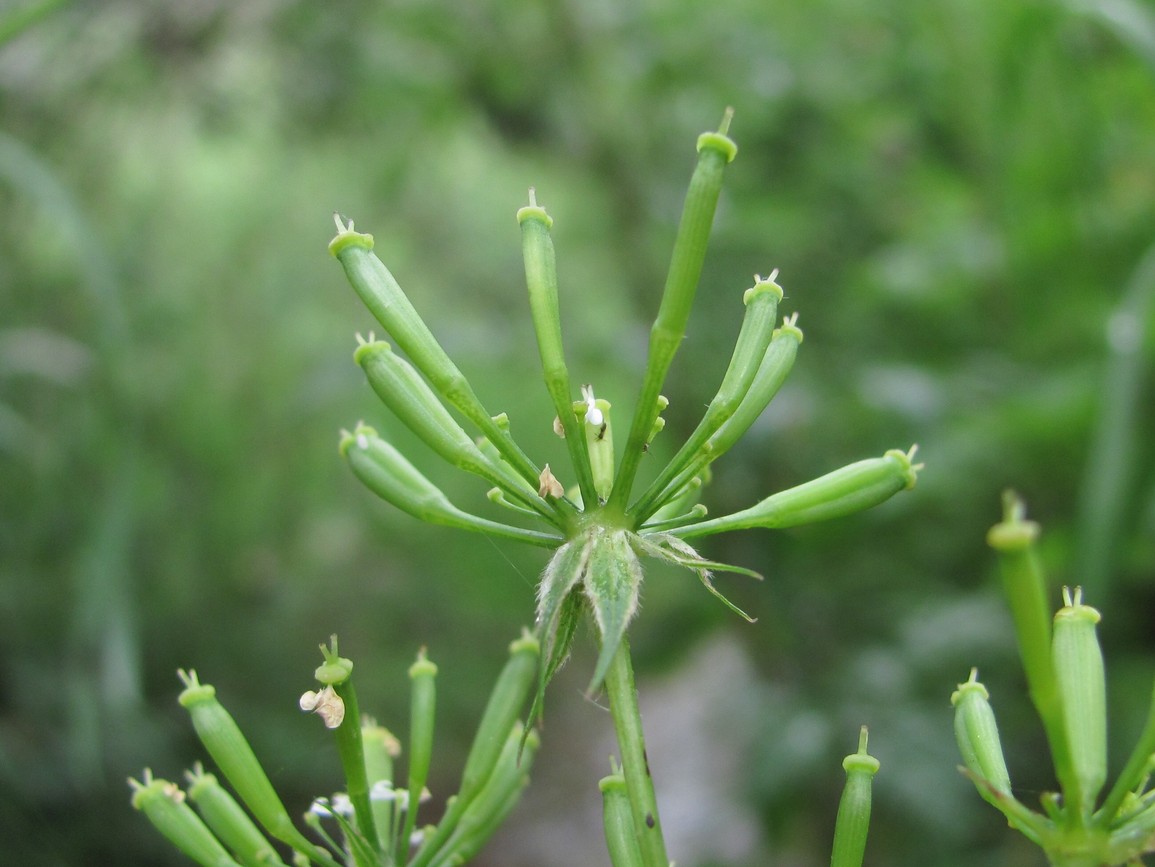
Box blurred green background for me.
[2,0,1154,864]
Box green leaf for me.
[584,530,643,695]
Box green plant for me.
[131,112,914,866]
[953,491,1155,866]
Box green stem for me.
[603,636,668,867]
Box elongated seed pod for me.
[411,634,538,867]
[951,669,1012,796]
[518,194,597,505]
[340,425,562,548]
[609,111,739,510]
[361,721,400,852]
[458,633,538,803]
[408,650,437,804]
[631,274,781,521]
[330,217,546,493]
[355,340,486,471]
[583,396,615,503]
[340,423,456,521]
[1053,586,1106,815]
[427,725,540,866]
[676,447,920,538]
[185,765,287,867]
[709,313,803,455]
[399,649,438,862]
[830,727,880,867]
[176,671,337,866]
[356,340,537,509]
[130,773,244,867]
[600,768,643,867]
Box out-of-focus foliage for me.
[1,0,1153,864]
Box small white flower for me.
[581,384,603,427]
[369,780,397,802]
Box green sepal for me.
[535,535,593,702]
[633,532,760,622]
[527,585,584,733]
[130,772,245,867]
[584,529,644,696]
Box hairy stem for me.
[603,636,668,867]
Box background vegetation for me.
[2,0,1154,864]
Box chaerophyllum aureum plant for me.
[953,492,1155,867]
[131,110,910,867]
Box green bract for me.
[330,112,920,706]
